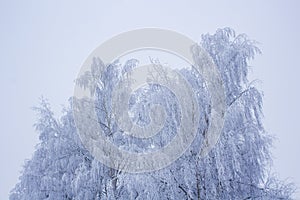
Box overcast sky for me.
[0,0,299,199]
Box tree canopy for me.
[10,28,295,200]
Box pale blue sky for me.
[0,0,299,199]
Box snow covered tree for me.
[10,28,295,200]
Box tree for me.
[10,28,295,199]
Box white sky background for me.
[0,0,299,199]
